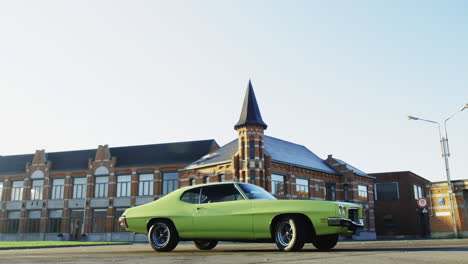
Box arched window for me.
[31,170,44,200]
[249,138,255,160]
[31,170,44,179]
[94,166,109,175]
[94,166,109,198]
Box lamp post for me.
[407,104,467,239]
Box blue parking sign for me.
[438,198,445,205]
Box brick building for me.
[0,141,218,241]
[179,81,376,240]
[0,81,376,241]
[427,180,468,238]
[370,171,431,239]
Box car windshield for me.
[237,183,276,200]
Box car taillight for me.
[118,216,128,228]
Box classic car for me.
[118,182,363,252]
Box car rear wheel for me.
[148,220,179,252]
[274,217,305,251]
[193,240,218,250]
[311,234,339,251]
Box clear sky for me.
[0,1,467,182]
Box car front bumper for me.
[327,218,364,234]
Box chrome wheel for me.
[276,220,293,247]
[151,223,170,248]
[148,220,179,252]
[274,216,305,251]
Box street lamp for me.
[407,104,467,239]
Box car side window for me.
[180,187,201,204]
[200,184,244,204]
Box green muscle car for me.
[118,182,363,252]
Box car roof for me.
[179,181,241,191]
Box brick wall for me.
[370,171,430,238]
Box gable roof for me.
[234,80,268,129]
[334,158,371,178]
[0,140,218,176]
[182,136,338,175]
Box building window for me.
[94,176,109,198]
[6,211,20,234]
[358,185,368,199]
[162,172,178,196]
[47,210,62,233]
[414,184,424,200]
[51,179,65,200]
[31,180,44,200]
[259,141,263,157]
[218,174,225,182]
[189,178,194,186]
[26,211,41,233]
[0,182,3,201]
[325,182,336,201]
[116,175,131,197]
[375,182,399,201]
[296,178,309,199]
[138,174,153,196]
[70,210,84,240]
[249,139,255,159]
[73,178,86,199]
[344,184,350,202]
[10,181,24,201]
[271,174,286,196]
[92,209,107,233]
[364,209,371,231]
[114,208,127,232]
[250,171,256,185]
[203,176,209,184]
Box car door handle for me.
[196,207,206,210]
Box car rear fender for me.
[269,213,316,242]
[146,217,177,233]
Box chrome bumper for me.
[328,217,364,233]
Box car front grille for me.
[348,208,359,222]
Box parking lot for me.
[0,239,467,264]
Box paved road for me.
[0,239,467,264]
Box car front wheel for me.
[311,234,339,251]
[148,220,179,252]
[193,240,218,250]
[274,217,305,251]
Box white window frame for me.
[72,177,86,199]
[94,176,109,198]
[116,175,131,197]
[11,181,24,201]
[138,174,154,196]
[51,179,65,200]
[358,184,368,198]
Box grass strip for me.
[0,241,128,249]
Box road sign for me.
[417,197,429,208]
[422,208,428,214]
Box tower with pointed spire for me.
[234,80,268,186]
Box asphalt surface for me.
[0,239,467,264]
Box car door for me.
[193,184,253,239]
[178,186,202,238]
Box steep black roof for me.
[0,140,218,176]
[234,80,268,130]
[0,154,34,176]
[110,140,218,168]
